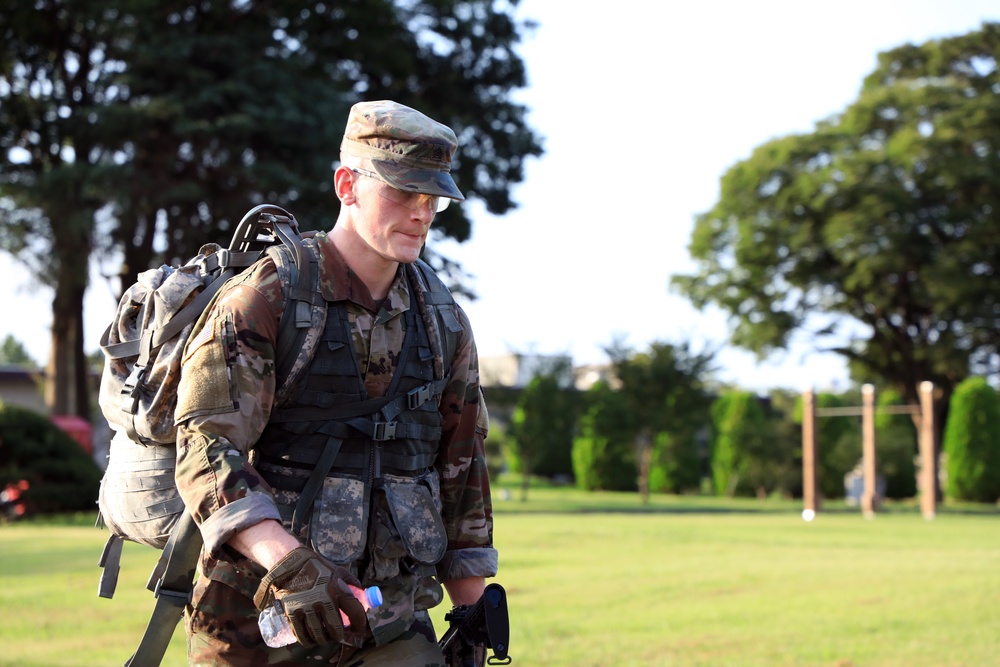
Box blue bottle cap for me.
[365,586,383,608]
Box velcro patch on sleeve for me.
[176,318,238,422]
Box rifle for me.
[439,583,512,666]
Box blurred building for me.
[0,366,46,412]
[479,353,607,390]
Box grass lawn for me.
[1,488,998,666]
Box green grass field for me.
[1,489,998,666]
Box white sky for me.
[3,1,999,393]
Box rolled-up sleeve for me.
[435,305,499,581]
[174,263,284,556]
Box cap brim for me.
[371,159,465,201]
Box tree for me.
[762,389,804,498]
[572,381,636,492]
[507,359,577,500]
[0,0,117,419]
[0,0,543,418]
[709,390,770,497]
[671,24,1000,480]
[646,429,706,496]
[609,341,714,502]
[738,391,799,498]
[943,376,1000,502]
[0,335,36,368]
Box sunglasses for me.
[351,168,451,213]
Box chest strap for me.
[269,377,447,425]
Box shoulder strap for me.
[269,235,327,406]
[406,258,461,380]
[123,512,202,667]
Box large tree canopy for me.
[672,23,1000,439]
[0,0,543,417]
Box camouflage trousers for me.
[185,577,446,667]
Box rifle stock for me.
[439,583,511,666]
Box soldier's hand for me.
[253,547,367,647]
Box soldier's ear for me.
[334,166,358,205]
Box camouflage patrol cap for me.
[341,100,465,201]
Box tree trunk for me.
[46,280,90,420]
[637,430,652,505]
[117,207,158,299]
[46,209,94,422]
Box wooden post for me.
[918,381,937,520]
[802,388,819,519]
[861,384,878,517]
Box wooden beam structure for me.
[861,384,878,517]
[801,388,819,520]
[918,381,937,520]
[802,382,935,520]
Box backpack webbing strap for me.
[291,433,345,536]
[229,205,322,388]
[407,260,460,382]
[269,377,448,425]
[97,534,125,599]
[124,511,202,667]
[268,237,327,406]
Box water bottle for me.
[258,584,383,648]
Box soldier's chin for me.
[388,242,424,264]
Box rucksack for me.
[96,204,324,586]
[95,203,462,666]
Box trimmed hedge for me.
[943,377,1000,503]
[0,403,102,515]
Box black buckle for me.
[153,578,191,607]
[372,421,397,441]
[120,365,147,414]
[407,385,432,410]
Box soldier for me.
[174,100,496,666]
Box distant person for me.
[174,100,497,666]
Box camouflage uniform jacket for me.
[174,231,497,617]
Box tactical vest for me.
[251,263,460,593]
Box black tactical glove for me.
[253,547,367,648]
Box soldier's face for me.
[351,171,435,264]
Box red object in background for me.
[50,414,93,454]
[1,480,29,516]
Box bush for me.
[648,430,703,494]
[762,390,803,498]
[943,377,1000,503]
[710,390,769,497]
[572,383,636,491]
[483,421,508,481]
[0,404,102,515]
[507,373,578,480]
